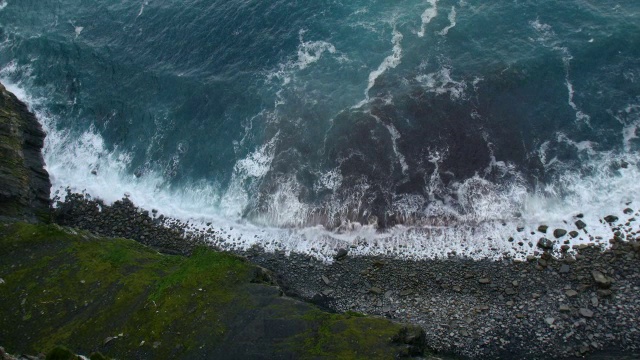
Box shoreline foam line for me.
[3,65,640,263]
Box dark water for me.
[1,0,639,258]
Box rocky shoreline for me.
[53,191,640,359]
[5,78,638,359]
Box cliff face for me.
[0,82,51,222]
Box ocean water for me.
[1,0,639,261]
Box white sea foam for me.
[3,63,640,263]
[385,124,409,175]
[417,0,439,38]
[315,168,343,191]
[530,20,591,126]
[438,7,457,36]
[0,1,7,10]
[416,66,467,100]
[219,134,278,218]
[68,21,84,38]
[556,132,597,155]
[615,104,640,152]
[354,27,403,108]
[268,30,336,86]
[137,1,149,18]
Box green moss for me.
[45,346,78,360]
[291,309,406,359]
[0,222,254,358]
[0,221,431,360]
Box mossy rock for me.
[45,346,78,360]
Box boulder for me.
[565,289,578,297]
[579,308,594,318]
[537,237,554,250]
[369,287,383,295]
[553,229,567,238]
[575,220,587,230]
[538,225,549,233]
[591,270,612,289]
[604,215,618,223]
[334,248,348,260]
[321,275,331,286]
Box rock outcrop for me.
[0,83,51,222]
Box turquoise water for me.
[1,0,639,258]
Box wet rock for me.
[478,278,491,284]
[604,215,618,223]
[392,326,426,357]
[569,231,579,238]
[553,229,567,238]
[559,264,571,273]
[334,248,348,260]
[538,225,549,233]
[538,259,548,267]
[591,270,612,289]
[537,237,554,250]
[559,304,571,312]
[544,317,555,325]
[623,208,633,214]
[575,220,587,230]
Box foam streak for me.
[353,28,403,108]
[417,0,438,38]
[438,7,457,36]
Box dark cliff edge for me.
[0,83,51,223]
